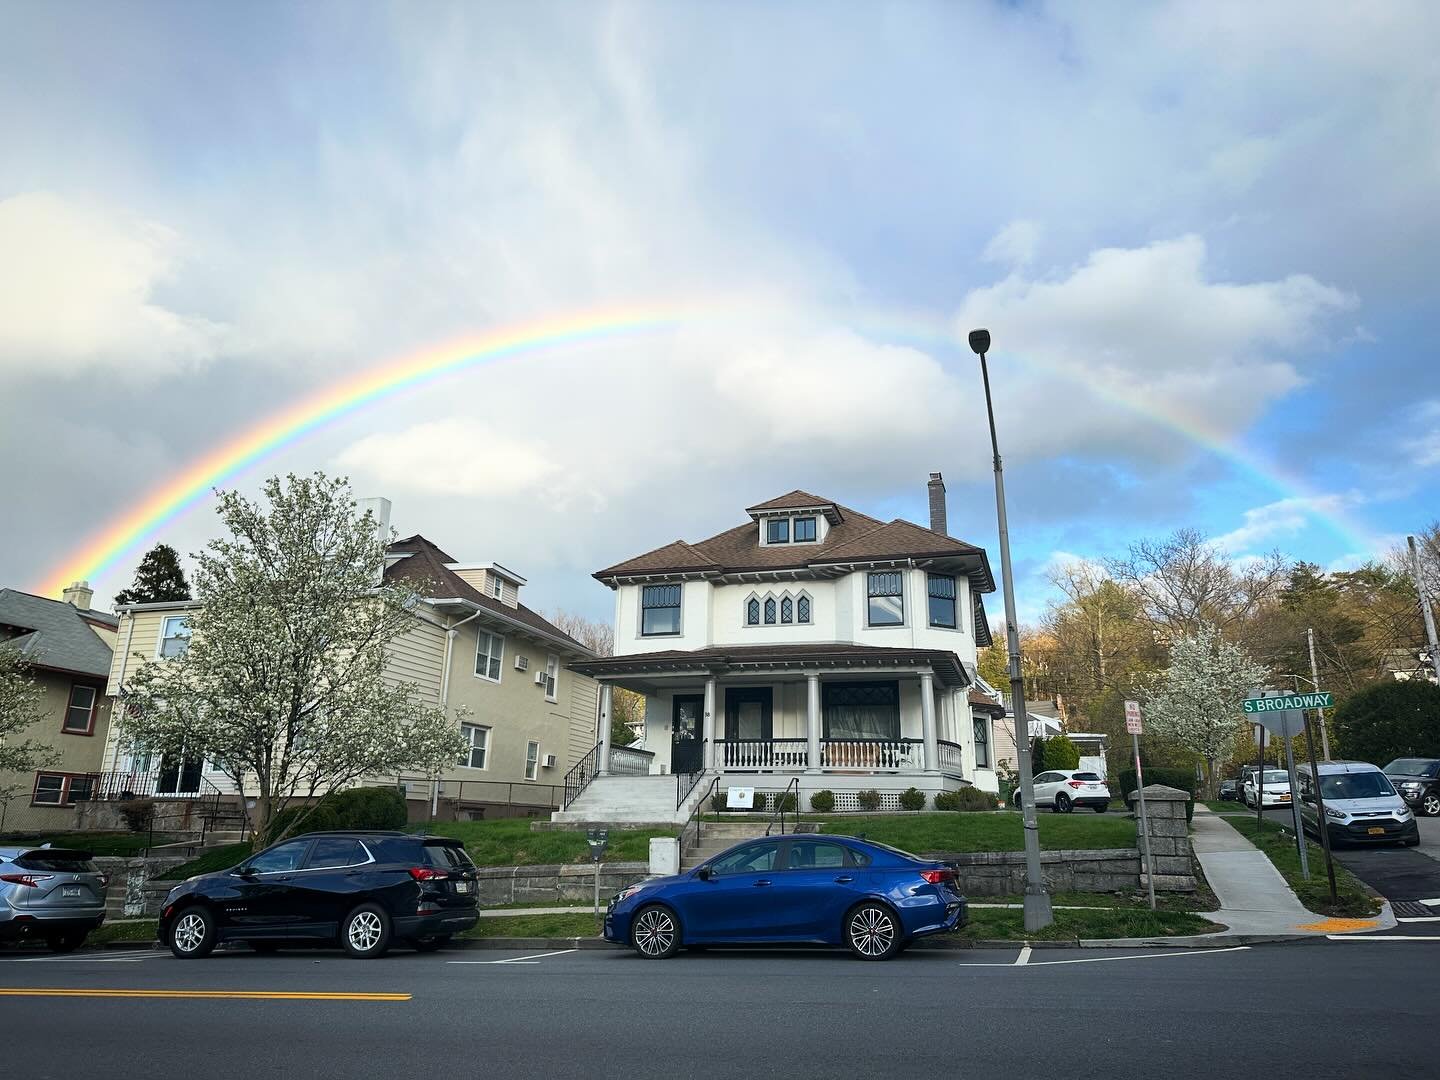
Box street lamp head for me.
[967,328,991,356]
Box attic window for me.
[793,517,817,542]
[490,576,503,600]
[766,519,790,544]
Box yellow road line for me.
[0,988,410,1001]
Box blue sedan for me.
[604,834,967,960]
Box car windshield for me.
[1320,772,1396,800]
[1262,771,1288,784]
[1385,759,1438,777]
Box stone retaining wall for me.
[94,856,188,918]
[920,848,1141,895]
[472,862,650,906]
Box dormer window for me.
[766,519,790,544]
[490,576,503,600]
[793,517,816,542]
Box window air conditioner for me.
[514,655,530,671]
[534,669,548,685]
[541,754,558,768]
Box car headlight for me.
[614,884,646,905]
[1325,807,1346,820]
[1396,807,1413,820]
[1401,782,1422,791]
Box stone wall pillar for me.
[1128,784,1196,892]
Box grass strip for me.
[156,842,254,879]
[460,913,602,939]
[409,820,675,867]
[958,907,1219,941]
[1228,817,1380,918]
[817,811,1135,852]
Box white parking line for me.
[448,949,579,965]
[1326,934,1440,942]
[5,950,158,963]
[1013,946,1031,966]
[1396,916,1440,923]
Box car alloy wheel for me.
[342,903,391,959]
[1056,793,1073,814]
[169,907,216,959]
[631,905,679,959]
[847,903,899,960]
[1423,792,1440,817]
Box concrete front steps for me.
[680,821,771,872]
[551,774,713,825]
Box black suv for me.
[158,831,479,959]
[1384,758,1440,817]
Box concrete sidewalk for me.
[1191,807,1390,937]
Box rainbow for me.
[36,304,1381,598]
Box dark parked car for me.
[158,831,478,959]
[1219,779,1239,801]
[1383,758,1440,817]
[0,846,108,952]
[605,834,967,961]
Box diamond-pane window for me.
[797,596,811,623]
[764,598,776,624]
[780,597,793,623]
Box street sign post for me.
[1124,700,1156,911]
[1245,690,1309,879]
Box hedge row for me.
[709,787,1001,813]
[266,786,408,841]
[1116,767,1196,821]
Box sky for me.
[1,1,1437,626]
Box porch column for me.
[806,673,822,774]
[702,676,717,771]
[920,673,939,773]
[598,682,613,775]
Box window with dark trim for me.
[927,574,957,629]
[793,517,817,542]
[780,597,793,623]
[822,681,901,740]
[763,597,777,624]
[974,717,990,768]
[766,518,790,544]
[63,684,97,735]
[746,598,761,626]
[867,571,904,626]
[797,595,811,624]
[641,584,682,636]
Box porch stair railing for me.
[676,774,721,864]
[765,776,801,837]
[562,743,602,810]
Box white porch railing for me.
[717,739,809,770]
[820,738,925,771]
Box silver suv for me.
[0,846,109,952]
[1296,761,1419,847]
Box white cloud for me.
[1211,493,1362,552]
[336,420,558,498]
[1405,401,1440,468]
[982,221,1041,268]
[0,192,224,376]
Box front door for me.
[156,752,203,795]
[671,695,704,775]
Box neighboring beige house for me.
[0,584,117,832]
[102,531,599,821]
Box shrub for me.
[710,790,730,813]
[752,792,768,812]
[773,791,798,812]
[809,789,835,813]
[1117,767,1197,821]
[266,785,408,841]
[856,789,882,812]
[935,787,1000,812]
[1038,734,1080,770]
[115,797,155,833]
[1333,680,1440,765]
[898,787,927,811]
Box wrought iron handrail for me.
[765,776,801,837]
[562,742,602,810]
[676,767,706,811]
[677,774,721,864]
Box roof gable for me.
[0,588,113,678]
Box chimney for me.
[63,581,94,610]
[927,472,947,536]
[356,497,392,585]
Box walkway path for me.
[1191,807,1387,936]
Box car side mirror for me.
[695,866,712,881]
[237,866,257,879]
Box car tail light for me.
[0,873,51,887]
[1067,781,1085,789]
[920,869,955,884]
[408,867,449,882]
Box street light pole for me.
[1307,628,1331,760]
[969,328,1052,931]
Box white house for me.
[561,474,1002,821]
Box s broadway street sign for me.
[1243,692,1332,714]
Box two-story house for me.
[0,584,117,832]
[101,518,600,823]
[561,474,1002,822]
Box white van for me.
[1296,760,1419,847]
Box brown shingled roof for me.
[745,490,838,514]
[384,535,590,654]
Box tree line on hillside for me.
[979,525,1440,794]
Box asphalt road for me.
[0,941,1436,1079]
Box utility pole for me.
[1307,628,1330,760]
[1409,536,1440,683]
[970,328,1052,931]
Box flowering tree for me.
[119,473,467,838]
[0,644,56,774]
[1142,623,1270,797]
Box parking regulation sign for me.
[1124,700,1142,735]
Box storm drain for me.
[1391,901,1436,918]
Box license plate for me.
[1368,827,1386,835]
[454,881,471,894]
[62,885,81,897]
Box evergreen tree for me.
[114,544,192,607]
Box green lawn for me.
[0,831,178,857]
[980,890,1212,913]
[817,811,1135,852]
[959,907,1219,941]
[156,842,253,879]
[412,820,675,866]
[1229,818,1380,918]
[1202,801,1250,815]
[88,921,159,945]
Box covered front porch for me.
[575,644,977,798]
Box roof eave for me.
[422,597,595,659]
